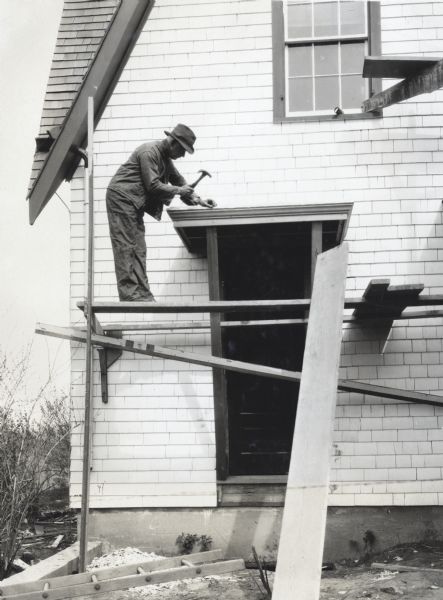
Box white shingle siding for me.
[70,1,443,508]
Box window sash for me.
[285,40,369,115]
[285,0,368,41]
[283,0,369,116]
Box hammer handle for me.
[190,173,205,188]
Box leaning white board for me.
[272,243,348,600]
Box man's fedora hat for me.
[164,123,196,154]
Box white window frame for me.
[284,0,370,117]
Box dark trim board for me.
[28,0,155,224]
[206,227,229,480]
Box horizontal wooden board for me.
[363,55,440,79]
[78,299,314,313]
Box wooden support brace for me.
[93,317,122,404]
[363,55,441,79]
[35,323,443,407]
[362,56,443,112]
[353,279,425,321]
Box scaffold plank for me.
[76,290,443,316]
[273,243,348,600]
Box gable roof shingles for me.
[27,0,120,199]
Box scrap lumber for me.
[372,562,443,574]
[12,560,29,572]
[0,551,245,600]
[50,536,64,549]
[362,56,443,112]
[273,243,348,600]
[35,323,443,407]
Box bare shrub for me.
[0,346,71,579]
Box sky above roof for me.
[0,0,70,396]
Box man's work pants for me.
[106,189,154,301]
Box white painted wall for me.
[70,0,443,508]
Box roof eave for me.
[28,0,155,225]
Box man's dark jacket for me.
[107,139,186,220]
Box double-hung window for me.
[272,0,381,121]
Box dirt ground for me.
[104,567,443,600]
[100,542,443,600]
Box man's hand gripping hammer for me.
[189,169,216,208]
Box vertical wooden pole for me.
[206,227,229,480]
[310,221,323,292]
[79,97,94,572]
[273,243,348,600]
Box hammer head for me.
[190,169,212,188]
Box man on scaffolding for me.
[106,124,215,302]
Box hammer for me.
[190,169,211,189]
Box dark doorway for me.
[218,223,310,475]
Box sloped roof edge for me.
[28,0,155,225]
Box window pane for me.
[287,2,312,39]
[341,42,365,74]
[288,45,312,77]
[315,76,339,110]
[288,77,313,111]
[341,74,366,109]
[314,43,338,75]
[314,1,338,37]
[340,0,366,35]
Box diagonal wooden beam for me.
[35,323,443,407]
[362,57,443,112]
